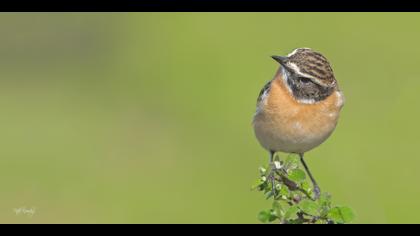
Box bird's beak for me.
[271,55,288,66]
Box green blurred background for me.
[0,13,419,223]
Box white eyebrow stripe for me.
[287,49,299,57]
[288,63,316,79]
[287,62,330,87]
[287,48,312,57]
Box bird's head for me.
[272,48,338,103]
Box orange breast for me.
[253,73,344,153]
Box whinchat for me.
[252,48,344,199]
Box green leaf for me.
[268,209,278,222]
[318,192,332,217]
[279,185,290,199]
[288,169,306,182]
[299,199,319,216]
[258,209,278,223]
[261,177,271,193]
[272,201,284,220]
[258,210,270,223]
[251,179,264,190]
[258,182,268,192]
[263,185,271,194]
[265,190,275,200]
[284,155,300,170]
[287,218,305,224]
[327,206,355,223]
[318,192,332,207]
[301,181,312,194]
[259,166,267,175]
[284,205,299,220]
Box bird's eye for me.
[299,77,312,84]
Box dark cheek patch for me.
[287,76,333,102]
[283,48,337,102]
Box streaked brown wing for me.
[257,80,273,104]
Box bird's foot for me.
[268,161,281,198]
[268,171,276,198]
[313,185,321,200]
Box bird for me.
[252,48,344,199]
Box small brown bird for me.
[252,48,344,199]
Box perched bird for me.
[252,48,344,199]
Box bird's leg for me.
[268,151,276,197]
[299,153,321,199]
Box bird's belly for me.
[253,101,340,154]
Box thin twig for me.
[275,170,315,201]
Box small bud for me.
[274,161,282,170]
[293,195,302,204]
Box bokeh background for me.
[0,13,419,223]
